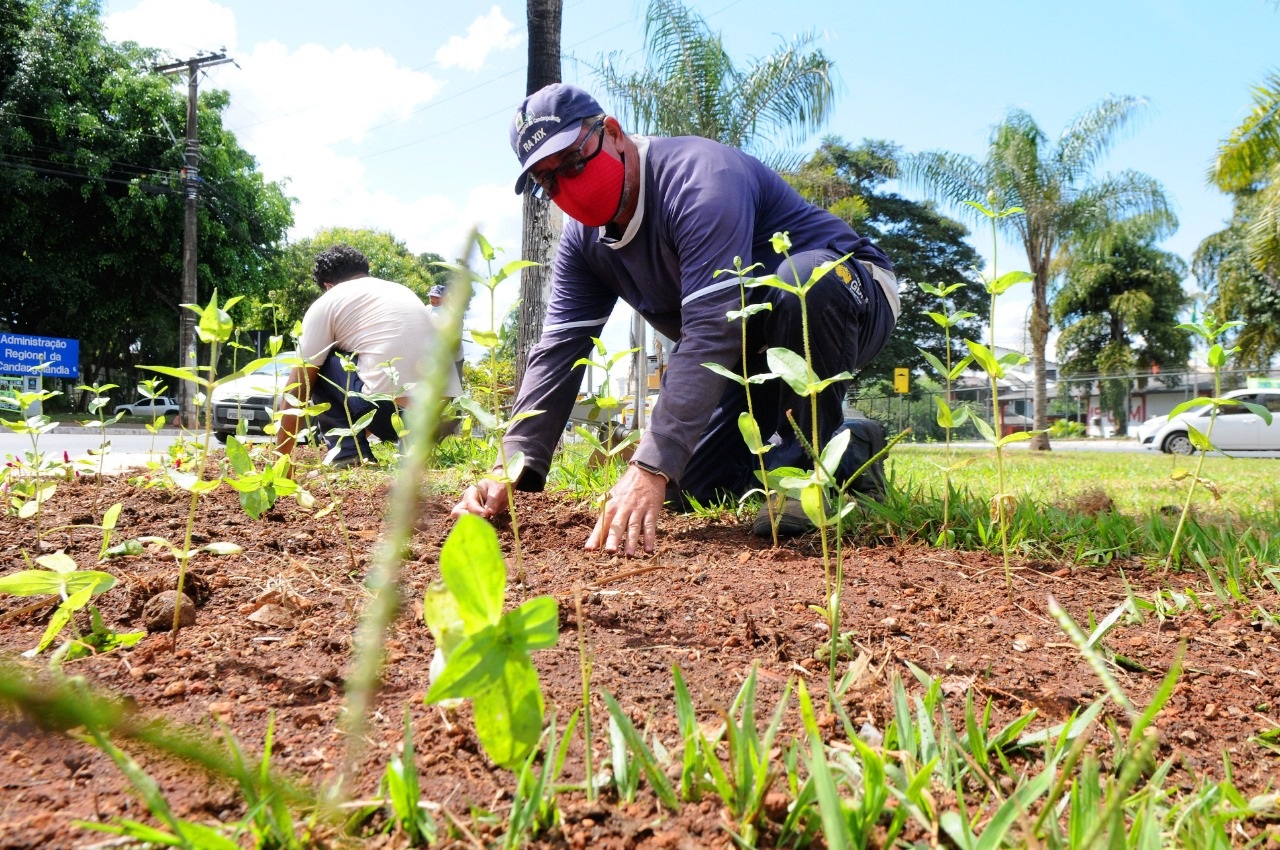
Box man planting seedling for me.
[452,84,898,554]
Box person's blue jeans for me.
[673,248,895,506]
[312,351,401,465]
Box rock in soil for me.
[142,590,196,632]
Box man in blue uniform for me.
[452,84,898,555]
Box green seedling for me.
[574,590,597,802]
[0,551,140,660]
[380,706,437,846]
[423,513,559,768]
[76,381,123,481]
[697,664,792,846]
[599,688,680,811]
[961,198,1037,597]
[2,373,64,536]
[671,665,705,802]
[134,379,174,458]
[705,256,780,545]
[1162,316,1270,570]
[573,336,642,516]
[504,713,575,849]
[435,233,540,582]
[222,435,314,520]
[917,280,977,545]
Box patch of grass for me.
[888,446,1280,524]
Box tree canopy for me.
[1054,221,1191,433]
[0,0,292,388]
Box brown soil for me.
[1,475,1279,848]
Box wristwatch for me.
[629,458,669,482]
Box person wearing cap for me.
[451,83,899,554]
[274,245,462,468]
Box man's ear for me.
[603,116,625,139]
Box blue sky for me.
[101,0,1280,356]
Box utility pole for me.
[156,52,232,427]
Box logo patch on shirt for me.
[835,263,854,285]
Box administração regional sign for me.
[0,333,80,379]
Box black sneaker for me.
[751,495,814,538]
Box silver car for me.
[1139,389,1280,455]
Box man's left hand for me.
[585,463,666,556]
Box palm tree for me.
[903,96,1174,449]
[1211,70,1280,279]
[592,0,836,166]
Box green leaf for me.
[737,412,769,455]
[799,483,826,528]
[765,347,812,395]
[507,596,560,651]
[471,659,545,769]
[37,552,78,574]
[472,330,500,350]
[440,514,506,630]
[1188,424,1213,452]
[224,436,254,476]
[964,340,1002,378]
[919,349,948,378]
[997,430,1036,447]
[989,269,1034,295]
[202,542,243,556]
[701,362,747,386]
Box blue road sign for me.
[0,333,80,379]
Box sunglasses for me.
[529,120,606,200]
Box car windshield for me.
[251,356,294,377]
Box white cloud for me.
[434,6,522,72]
[103,0,237,56]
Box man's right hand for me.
[450,477,510,521]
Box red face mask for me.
[552,150,625,227]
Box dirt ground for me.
[1,475,1279,848]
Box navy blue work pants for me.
[674,249,895,506]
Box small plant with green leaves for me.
[916,280,977,545]
[134,378,175,458]
[599,688,680,811]
[0,551,142,661]
[959,198,1037,596]
[222,434,314,520]
[422,513,559,768]
[75,381,123,481]
[696,664,793,846]
[378,707,437,846]
[704,256,783,545]
[1162,316,1271,569]
[438,234,540,582]
[1,375,64,535]
[573,336,642,510]
[503,712,576,849]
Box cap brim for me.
[513,124,584,194]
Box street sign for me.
[893,367,910,394]
[0,333,79,379]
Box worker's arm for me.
[273,363,321,461]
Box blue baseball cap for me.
[429,284,446,298]
[510,83,605,194]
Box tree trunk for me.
[515,0,563,392]
[1028,265,1052,450]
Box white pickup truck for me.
[113,396,180,418]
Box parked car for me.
[211,355,295,443]
[114,396,180,418]
[1138,389,1280,455]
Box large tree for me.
[904,97,1174,449]
[1054,221,1191,434]
[787,138,984,390]
[0,0,292,395]
[593,0,835,166]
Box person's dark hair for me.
[312,245,370,286]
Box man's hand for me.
[585,463,665,556]
[451,477,510,521]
